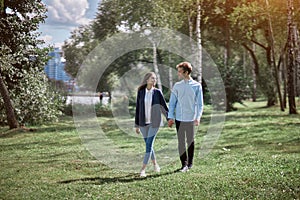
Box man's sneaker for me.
[140,170,146,177]
[187,164,193,169]
[180,166,189,172]
[154,164,160,172]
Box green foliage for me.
[63,25,98,78]
[64,0,191,97]
[96,71,119,95]
[63,103,113,118]
[0,68,64,125]
[114,0,185,30]
[92,0,121,40]
[229,1,268,40]
[0,0,64,125]
[256,62,277,104]
[216,58,252,111]
[95,104,113,117]
[63,0,299,112]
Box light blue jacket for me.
[168,79,203,122]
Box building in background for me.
[44,47,75,92]
[44,47,71,82]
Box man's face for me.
[177,67,186,79]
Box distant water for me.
[66,96,109,105]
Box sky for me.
[38,0,101,48]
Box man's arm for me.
[168,88,177,120]
[195,85,204,122]
[168,87,177,127]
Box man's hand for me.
[168,119,174,128]
[194,119,199,126]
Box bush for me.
[95,104,113,117]
[63,103,113,118]
[0,69,64,126]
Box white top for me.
[144,88,153,124]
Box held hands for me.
[168,119,174,128]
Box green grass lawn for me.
[0,101,299,199]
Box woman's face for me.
[147,74,157,86]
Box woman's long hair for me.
[137,72,156,91]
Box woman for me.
[135,72,169,177]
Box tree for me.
[63,25,98,78]
[286,0,298,114]
[265,0,284,111]
[228,0,298,114]
[195,0,202,83]
[65,0,297,113]
[228,0,288,108]
[200,0,251,111]
[0,0,63,128]
[0,0,20,129]
[0,47,18,128]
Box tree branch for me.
[242,43,259,75]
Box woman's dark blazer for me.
[135,88,169,128]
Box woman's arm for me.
[135,91,140,127]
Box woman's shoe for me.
[140,170,146,177]
[154,164,160,172]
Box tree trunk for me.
[187,9,194,52]
[295,27,300,96]
[168,52,173,90]
[0,69,19,129]
[242,43,259,101]
[224,0,232,112]
[195,0,202,83]
[287,0,297,114]
[152,42,162,91]
[276,41,289,108]
[0,1,18,129]
[265,0,285,111]
[282,52,287,108]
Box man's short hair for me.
[176,62,192,75]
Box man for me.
[168,61,203,172]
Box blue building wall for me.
[44,48,71,82]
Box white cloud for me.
[39,0,100,46]
[44,0,91,26]
[39,34,53,43]
[38,34,64,48]
[54,42,65,48]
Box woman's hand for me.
[168,119,174,127]
[135,128,140,134]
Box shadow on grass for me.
[214,137,300,155]
[0,127,37,138]
[225,113,299,122]
[0,123,76,139]
[58,169,181,185]
[36,125,76,133]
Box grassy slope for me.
[0,101,299,200]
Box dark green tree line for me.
[63,0,299,113]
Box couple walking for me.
[135,61,204,177]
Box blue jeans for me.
[139,124,159,165]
